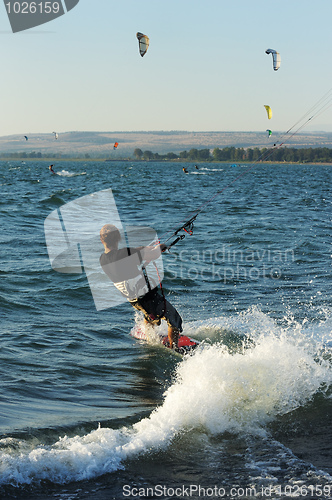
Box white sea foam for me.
[1,309,331,486]
[56,170,86,177]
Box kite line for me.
[162,87,332,250]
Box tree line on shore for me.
[134,146,332,163]
[1,145,332,163]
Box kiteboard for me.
[130,324,200,356]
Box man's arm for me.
[141,243,166,263]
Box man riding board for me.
[99,224,182,350]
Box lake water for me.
[0,160,331,499]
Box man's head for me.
[100,224,121,250]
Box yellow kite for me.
[264,105,272,119]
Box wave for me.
[0,309,331,487]
[199,167,223,172]
[56,170,86,177]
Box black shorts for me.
[130,289,183,333]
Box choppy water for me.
[0,160,331,499]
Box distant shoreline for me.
[0,157,331,166]
[1,131,332,159]
[1,136,332,164]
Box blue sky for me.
[1,0,332,137]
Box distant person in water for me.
[49,165,56,175]
[195,165,199,170]
[183,167,188,174]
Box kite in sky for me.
[264,105,272,119]
[136,32,149,57]
[265,49,281,71]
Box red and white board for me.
[130,324,200,355]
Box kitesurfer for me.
[183,167,188,174]
[49,165,56,175]
[99,224,182,350]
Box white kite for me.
[265,48,281,71]
[136,32,149,57]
